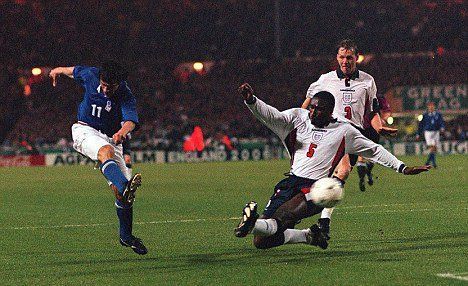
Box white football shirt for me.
[306,70,377,129]
[246,97,404,180]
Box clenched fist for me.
[238,83,254,101]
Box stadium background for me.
[0,0,466,164]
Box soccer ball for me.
[310,177,344,208]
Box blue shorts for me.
[263,175,317,218]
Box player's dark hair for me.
[313,91,335,110]
[337,39,359,55]
[100,61,128,84]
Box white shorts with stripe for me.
[424,130,440,147]
[71,123,131,180]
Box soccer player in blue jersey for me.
[49,61,147,255]
[417,102,445,168]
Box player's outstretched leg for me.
[101,159,130,196]
[235,201,259,237]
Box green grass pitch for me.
[1,155,467,285]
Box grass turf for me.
[0,155,467,285]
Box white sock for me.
[251,219,278,236]
[283,229,308,244]
[321,207,335,219]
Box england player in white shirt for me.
[301,39,397,240]
[234,83,430,250]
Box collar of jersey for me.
[96,85,114,98]
[336,69,359,80]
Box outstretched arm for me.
[238,83,295,140]
[346,127,431,175]
[301,97,311,109]
[49,67,75,87]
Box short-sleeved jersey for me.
[73,66,139,137]
[306,70,377,129]
[246,97,404,180]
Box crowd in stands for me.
[0,0,466,154]
[2,0,464,66]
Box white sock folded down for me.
[283,229,309,244]
[320,207,334,219]
[251,218,278,236]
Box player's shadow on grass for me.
[183,231,468,266]
[38,231,467,275]
[340,231,467,245]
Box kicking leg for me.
[99,145,128,196]
[99,145,141,203]
[106,145,146,255]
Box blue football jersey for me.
[418,111,445,135]
[73,66,139,137]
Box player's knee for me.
[98,145,115,162]
[272,210,296,233]
[334,166,351,181]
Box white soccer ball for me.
[310,177,344,208]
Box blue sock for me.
[431,153,437,166]
[100,159,128,195]
[426,153,432,165]
[115,199,133,240]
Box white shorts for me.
[71,123,130,179]
[424,130,440,146]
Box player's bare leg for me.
[333,154,352,181]
[124,153,132,176]
[249,193,326,249]
[97,144,116,163]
